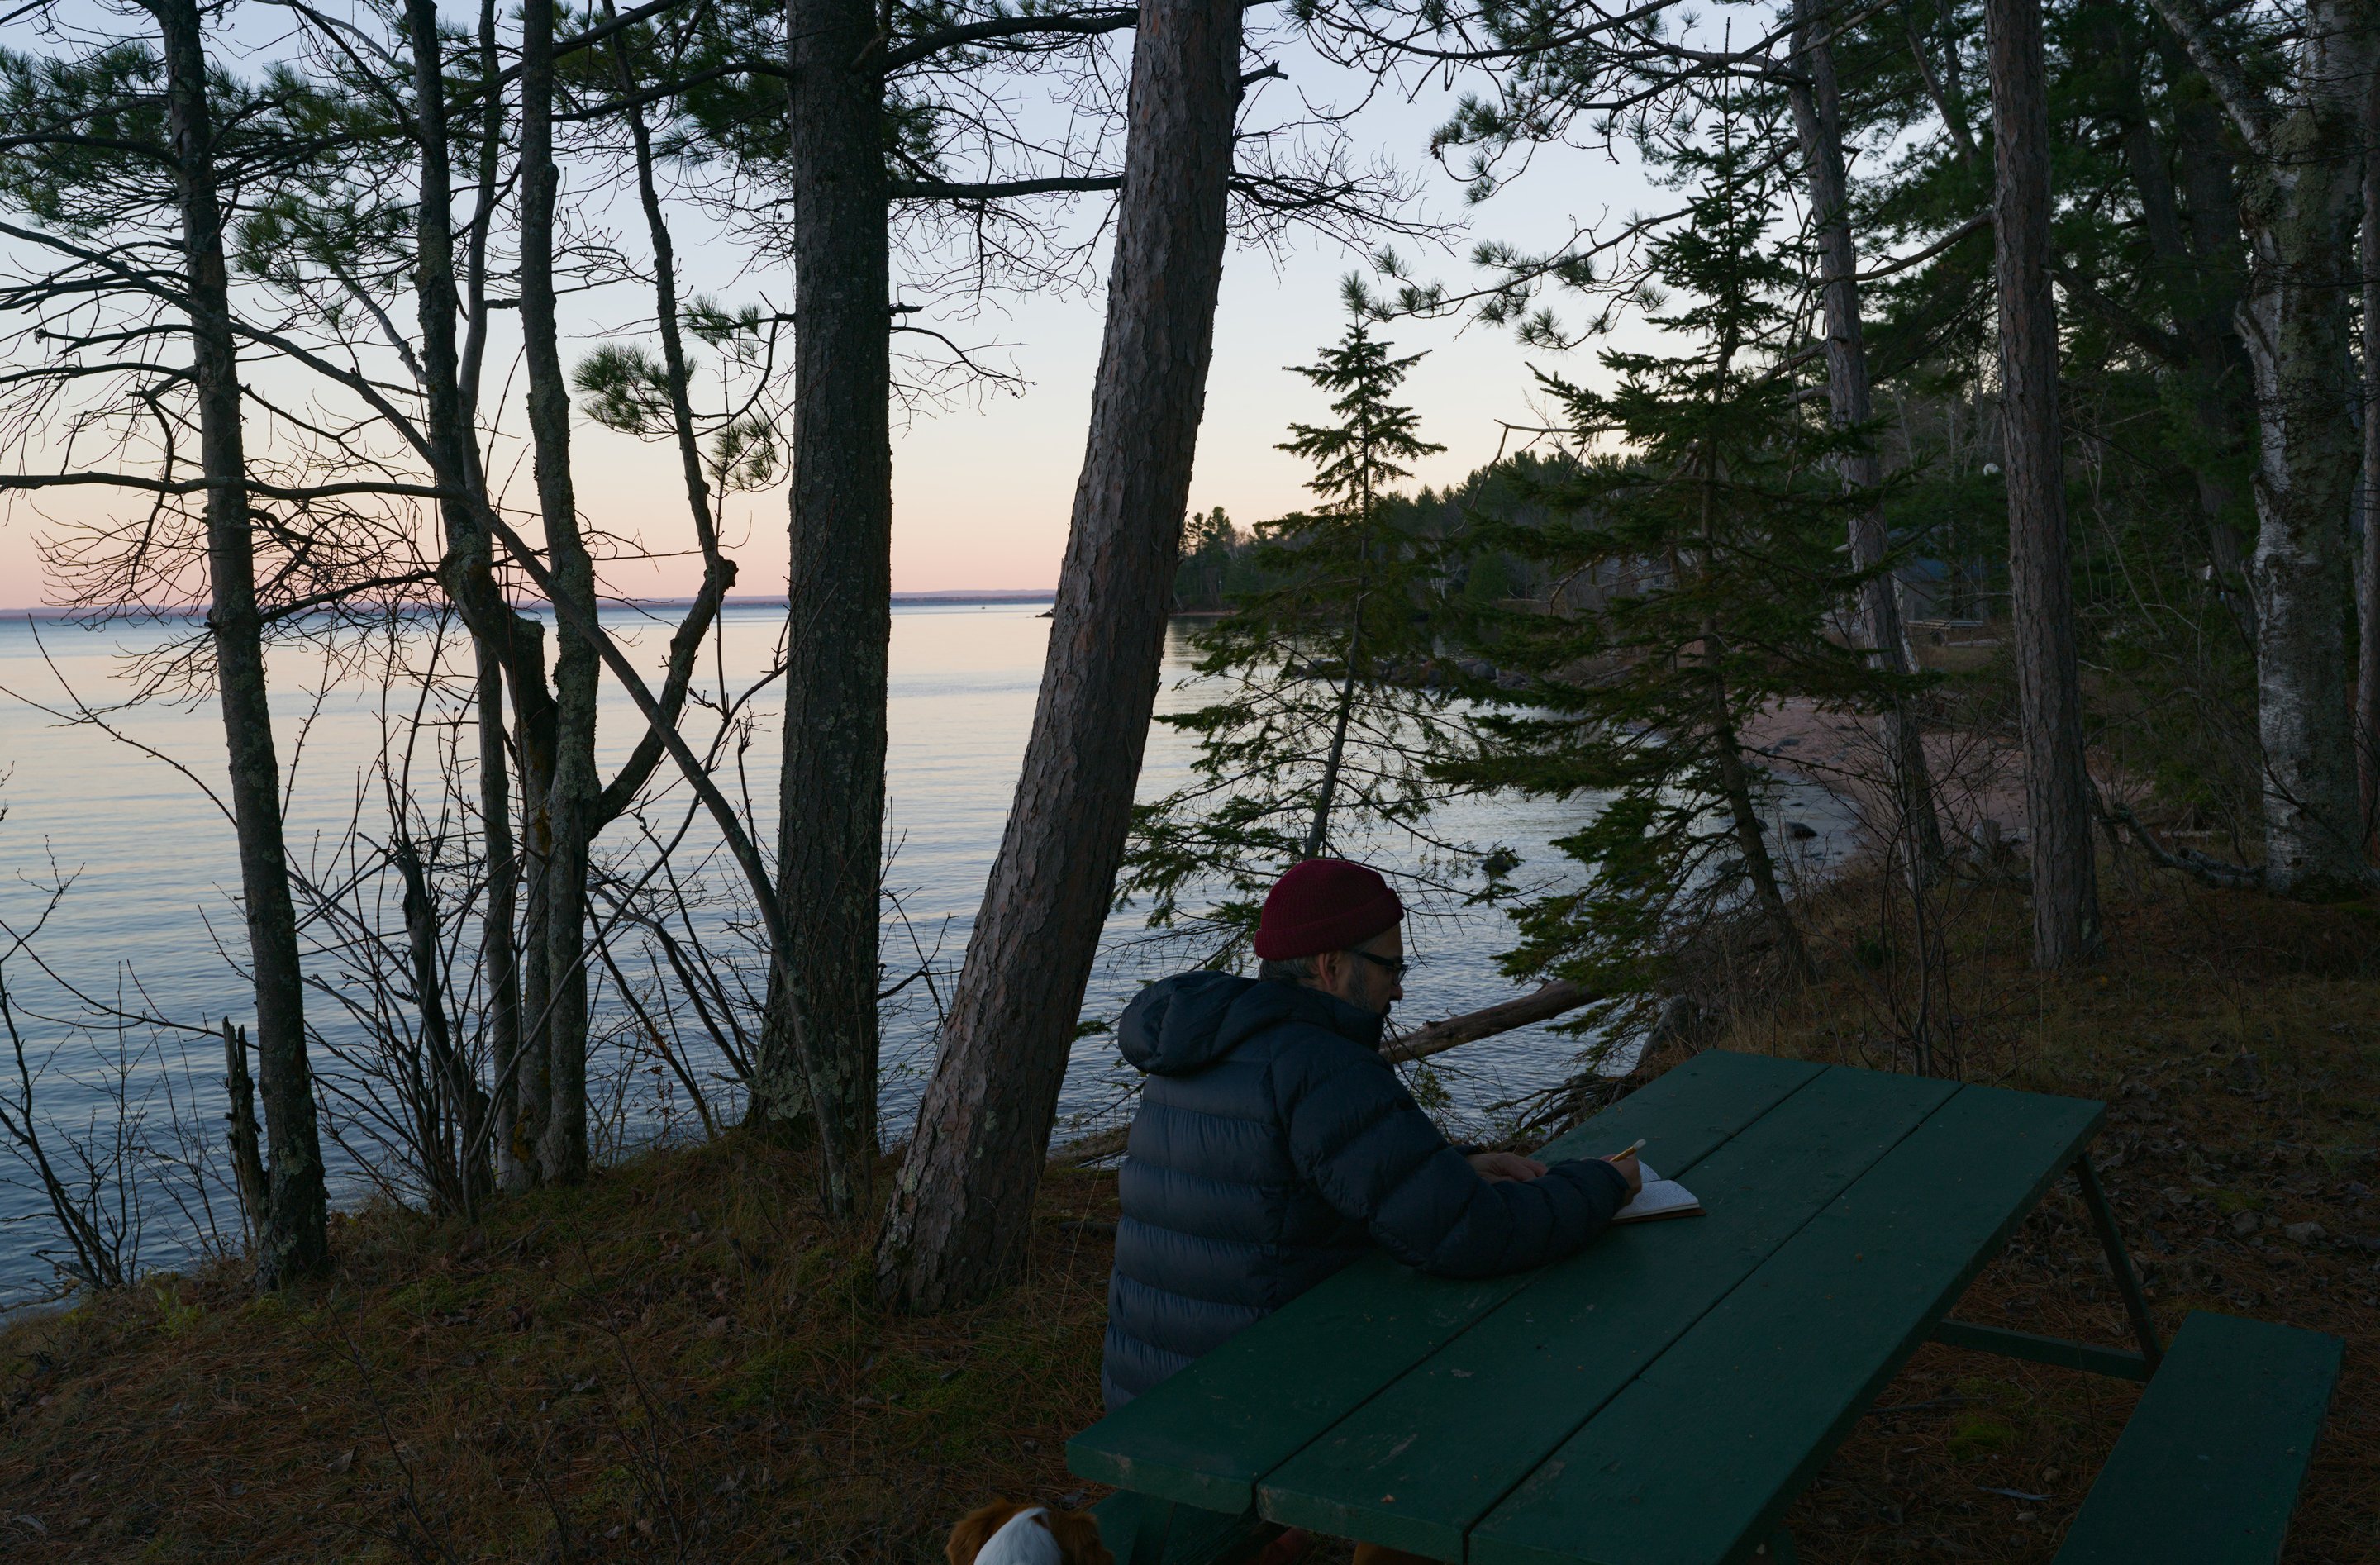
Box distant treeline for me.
[1178,445,2009,623]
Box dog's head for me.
[945,1501,1113,1565]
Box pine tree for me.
[1173,506,1250,611]
[1120,293,1472,955]
[1454,131,1914,1024]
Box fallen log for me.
[1381,978,1601,1066]
[1045,979,1601,1168]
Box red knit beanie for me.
[1252,859,1404,961]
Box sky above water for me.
[0,7,1692,609]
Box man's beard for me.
[1348,963,1388,1016]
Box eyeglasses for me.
[1352,949,1411,981]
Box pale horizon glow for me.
[0,17,1683,611]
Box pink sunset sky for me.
[0,34,1673,611]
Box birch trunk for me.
[1985,0,2102,963]
[2360,74,2380,849]
[2149,0,2377,897]
[1787,0,1946,882]
[875,0,1243,1311]
[153,0,328,1282]
[2232,11,2369,896]
[750,0,892,1215]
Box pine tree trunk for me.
[519,0,600,1179]
[1302,589,1365,859]
[1985,0,2102,965]
[874,0,1242,1311]
[154,0,327,1284]
[1788,0,1945,882]
[750,0,892,1215]
[1711,665,1812,979]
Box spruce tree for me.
[1454,133,1912,1022]
[1120,295,1473,956]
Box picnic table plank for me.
[1067,1050,1825,1513]
[1470,1081,2104,1565]
[2049,1311,2343,1564]
[1256,1065,1959,1559]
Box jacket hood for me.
[1117,971,1385,1076]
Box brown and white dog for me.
[944,1501,1114,1565]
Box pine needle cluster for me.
[1447,133,1916,1025]
[1119,293,1483,960]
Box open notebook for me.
[1612,1162,1704,1224]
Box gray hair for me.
[1258,954,1321,985]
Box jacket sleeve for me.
[1273,1028,1630,1278]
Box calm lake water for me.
[0,602,1851,1298]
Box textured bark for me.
[875,0,1242,1311]
[520,0,601,1180]
[1788,0,1946,882]
[220,1020,268,1245]
[750,0,892,1214]
[2361,75,2380,849]
[2149,0,2376,897]
[153,0,328,1283]
[1985,0,2102,965]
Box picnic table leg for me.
[1126,1498,1178,1565]
[2072,1154,2163,1373]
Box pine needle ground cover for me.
[0,871,2373,1563]
[0,1151,1118,1562]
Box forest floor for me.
[0,863,2375,1563]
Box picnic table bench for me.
[1069,1050,2343,1565]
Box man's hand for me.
[1604,1151,1645,1199]
[1468,1150,1548,1184]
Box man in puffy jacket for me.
[1102,857,1640,1411]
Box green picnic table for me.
[1067,1050,2342,1565]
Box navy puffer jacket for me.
[1102,971,1630,1409]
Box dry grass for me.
[0,1144,1120,1562]
[2,862,2374,1563]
